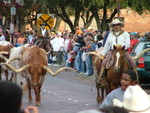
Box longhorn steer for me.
[1,46,72,105]
[0,44,13,80]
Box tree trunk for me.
[82,15,94,29]
[66,19,75,33]
[74,10,80,27]
[54,16,62,31]
[91,7,101,30]
[101,5,107,32]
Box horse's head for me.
[34,37,51,52]
[113,45,125,72]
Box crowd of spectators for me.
[0,25,150,76]
[47,29,150,76]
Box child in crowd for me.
[65,51,76,68]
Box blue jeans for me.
[74,50,84,72]
[63,51,68,64]
[85,54,93,75]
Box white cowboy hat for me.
[113,85,150,113]
[109,19,124,28]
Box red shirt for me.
[128,39,139,53]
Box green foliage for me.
[126,0,150,14]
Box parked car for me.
[130,41,150,84]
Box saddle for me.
[106,57,114,69]
[105,56,132,69]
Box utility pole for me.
[117,0,120,17]
[10,0,16,34]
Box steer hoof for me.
[34,101,40,106]
[28,98,33,103]
[97,98,103,104]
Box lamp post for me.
[3,0,24,34]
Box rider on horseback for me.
[99,18,139,83]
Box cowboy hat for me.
[113,85,150,113]
[109,19,124,28]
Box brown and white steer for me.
[1,46,72,105]
[0,41,13,80]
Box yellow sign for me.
[37,14,54,30]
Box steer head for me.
[0,63,74,77]
[28,64,46,85]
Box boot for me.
[97,66,106,82]
[132,66,140,85]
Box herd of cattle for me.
[0,40,150,106]
[0,40,72,106]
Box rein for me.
[112,30,124,44]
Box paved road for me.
[21,66,99,113]
[2,65,149,113]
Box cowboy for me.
[36,22,50,38]
[99,19,139,83]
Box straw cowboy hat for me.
[109,19,124,28]
[113,85,150,113]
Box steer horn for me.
[34,40,42,46]
[132,48,150,61]
[46,48,52,55]
[0,55,8,61]
[0,63,30,73]
[0,51,9,55]
[86,52,102,59]
[42,66,74,76]
[6,57,20,64]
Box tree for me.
[1,0,150,33]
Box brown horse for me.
[88,45,150,103]
[89,47,108,103]
[34,37,52,52]
[106,45,130,93]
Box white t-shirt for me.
[50,37,64,51]
[64,39,70,52]
[0,35,5,41]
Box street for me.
[21,66,99,113]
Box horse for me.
[88,47,109,103]
[88,45,150,103]
[105,45,131,93]
[34,37,52,53]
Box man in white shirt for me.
[99,19,138,83]
[50,32,64,66]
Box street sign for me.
[10,23,14,34]
[37,14,54,30]
[10,6,16,15]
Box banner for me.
[16,0,24,6]
[3,0,11,6]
